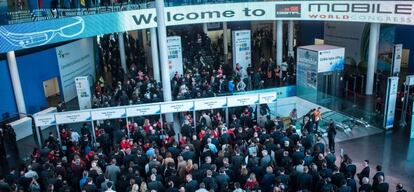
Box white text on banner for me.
[259,92,277,104]
[91,108,127,120]
[55,111,92,124]
[161,101,194,113]
[126,104,161,117]
[194,97,227,110]
[34,114,56,127]
[227,94,258,107]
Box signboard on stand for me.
[194,97,227,110]
[126,104,161,117]
[75,76,92,110]
[232,30,251,77]
[56,38,95,102]
[392,44,403,75]
[55,111,91,124]
[91,108,126,120]
[384,77,399,129]
[227,94,258,107]
[259,92,277,104]
[161,101,194,113]
[34,114,56,127]
[167,36,183,78]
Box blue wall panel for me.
[17,48,60,114]
[0,60,18,120]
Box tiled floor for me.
[335,127,414,191]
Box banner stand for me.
[91,120,97,144]
[55,124,62,147]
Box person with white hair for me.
[359,177,372,192]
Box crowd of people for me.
[0,104,409,192]
[92,26,296,109]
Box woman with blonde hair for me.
[185,159,193,174]
[142,119,152,133]
[244,173,259,190]
[130,183,139,192]
[139,181,148,192]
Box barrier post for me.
[91,120,97,145]
[55,124,62,146]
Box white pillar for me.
[118,32,128,73]
[365,23,380,95]
[223,22,228,62]
[203,23,208,34]
[276,20,283,66]
[156,0,173,123]
[150,27,161,82]
[7,51,26,117]
[288,20,294,57]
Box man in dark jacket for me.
[357,160,370,185]
[373,175,389,192]
[185,174,198,192]
[372,165,385,192]
[261,166,275,192]
[297,166,313,191]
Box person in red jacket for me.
[120,138,132,149]
[244,173,259,190]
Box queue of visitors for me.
[92,26,296,109]
[0,104,408,192]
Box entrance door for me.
[43,77,60,106]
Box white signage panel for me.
[232,30,251,77]
[259,92,278,104]
[194,97,227,110]
[318,47,345,73]
[384,77,399,129]
[56,38,95,102]
[227,94,258,107]
[161,101,194,113]
[75,76,92,110]
[55,111,92,124]
[34,114,56,127]
[92,108,126,120]
[392,44,403,75]
[126,104,161,117]
[167,36,184,78]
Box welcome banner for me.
[1,1,414,53]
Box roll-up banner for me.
[55,111,91,124]
[227,94,258,107]
[75,76,92,110]
[126,104,161,117]
[56,38,95,102]
[384,77,399,129]
[161,100,194,113]
[194,97,227,111]
[34,114,56,127]
[167,36,183,78]
[259,92,277,104]
[232,30,251,77]
[91,108,126,120]
[392,44,403,75]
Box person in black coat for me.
[297,166,313,191]
[372,165,385,192]
[327,121,336,153]
[185,174,198,192]
[357,160,370,185]
[373,175,388,192]
[359,177,372,192]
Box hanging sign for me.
[126,104,161,117]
